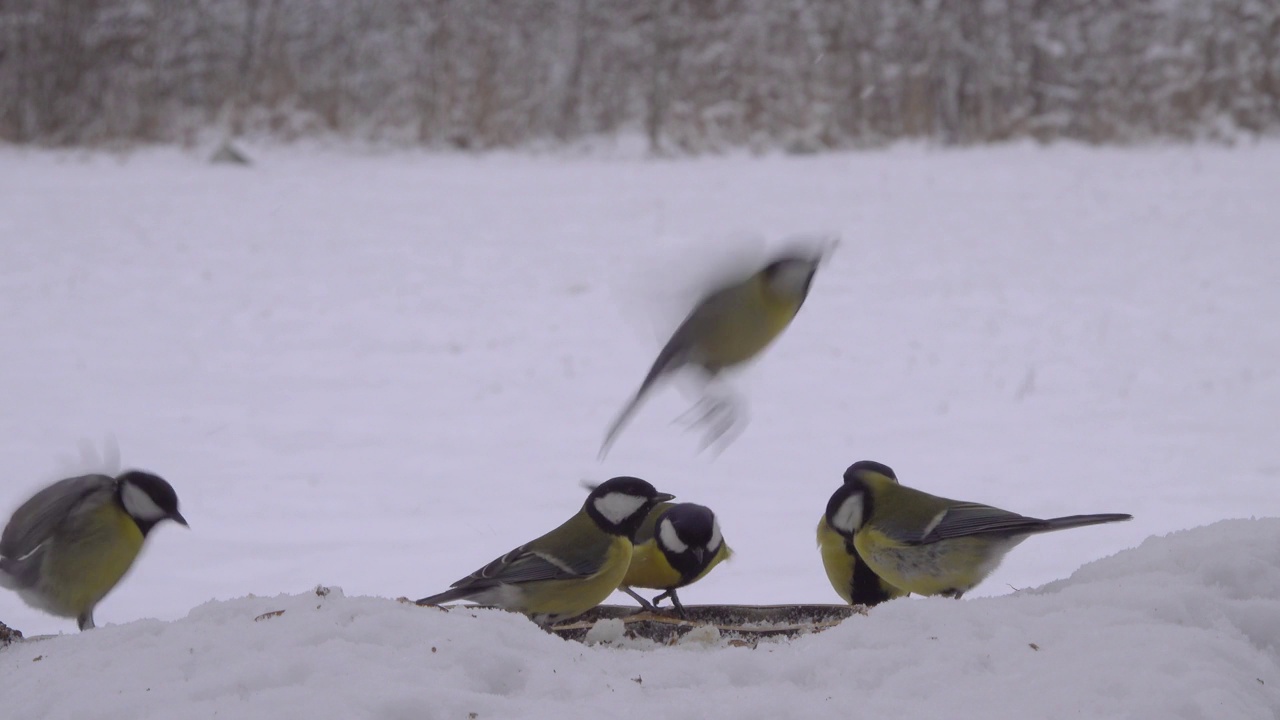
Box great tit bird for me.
[0,470,188,630]
[818,461,909,606]
[832,465,1132,598]
[416,476,675,626]
[619,502,732,616]
[600,251,822,457]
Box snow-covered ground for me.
[1,142,1278,716]
[5,520,1278,718]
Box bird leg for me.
[700,400,746,455]
[621,586,659,612]
[651,589,688,619]
[678,392,747,456]
[673,394,722,426]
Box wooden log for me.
[547,604,865,644]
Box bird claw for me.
[652,590,688,619]
[673,394,746,456]
[697,407,745,456]
[672,395,723,428]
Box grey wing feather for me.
[1,475,115,559]
[672,283,745,354]
[917,503,1049,544]
[418,520,615,607]
[451,544,603,590]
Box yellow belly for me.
[698,288,802,369]
[817,520,856,604]
[40,505,144,617]
[521,537,632,621]
[621,540,685,591]
[819,522,910,605]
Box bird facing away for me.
[416,476,675,626]
[818,461,909,606]
[620,502,732,616]
[599,251,822,458]
[0,470,188,630]
[830,467,1131,598]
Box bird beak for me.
[655,492,676,503]
[171,511,190,528]
[692,547,706,564]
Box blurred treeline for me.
[1,0,1277,150]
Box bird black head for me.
[116,470,188,535]
[655,503,722,575]
[844,460,897,483]
[584,476,676,538]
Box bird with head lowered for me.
[830,465,1132,598]
[818,461,910,607]
[620,501,732,616]
[417,476,675,626]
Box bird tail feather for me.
[598,344,686,459]
[415,587,471,607]
[1037,513,1133,533]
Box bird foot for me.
[651,591,688,619]
[622,586,660,613]
[674,395,747,456]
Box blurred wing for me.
[452,544,604,589]
[0,475,114,559]
[598,287,740,459]
[677,283,745,343]
[915,503,1047,544]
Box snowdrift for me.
[3,519,1276,719]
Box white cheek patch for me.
[708,519,723,553]
[593,493,648,526]
[830,495,864,535]
[658,518,688,554]
[120,481,167,521]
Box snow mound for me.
[3,519,1276,719]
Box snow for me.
[1,142,1278,715]
[4,520,1278,718]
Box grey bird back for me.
[1,474,115,560]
